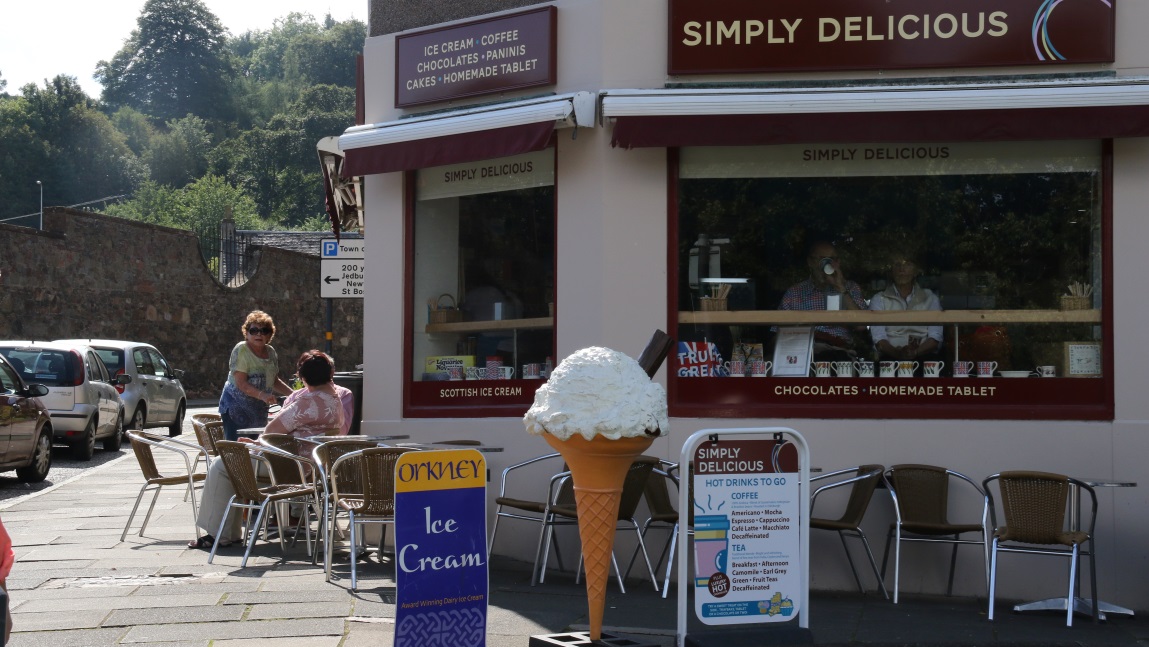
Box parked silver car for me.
[58,339,187,437]
[0,341,128,460]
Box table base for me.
[1013,596,1135,621]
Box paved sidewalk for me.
[1,423,1145,647]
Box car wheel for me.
[17,430,52,483]
[72,418,97,461]
[103,411,125,451]
[168,402,186,437]
[128,407,145,432]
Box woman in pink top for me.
[262,351,345,442]
[1,515,13,642]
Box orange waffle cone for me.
[544,433,654,640]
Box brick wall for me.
[0,208,364,399]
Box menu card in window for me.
[772,327,814,377]
[1063,342,1102,377]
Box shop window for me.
[673,141,1109,420]
[406,149,555,417]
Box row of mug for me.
[442,365,552,380]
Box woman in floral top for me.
[217,311,293,441]
[262,350,345,442]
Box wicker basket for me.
[429,293,464,323]
[1059,295,1091,311]
[699,297,728,312]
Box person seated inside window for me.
[778,240,866,362]
[870,255,943,373]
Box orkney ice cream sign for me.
[395,449,488,646]
[669,0,1115,75]
[692,439,801,624]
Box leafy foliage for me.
[1,5,362,232]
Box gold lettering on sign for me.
[685,12,1008,46]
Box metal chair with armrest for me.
[623,459,683,598]
[488,452,576,585]
[810,464,889,598]
[121,430,210,542]
[881,463,989,603]
[983,470,1098,626]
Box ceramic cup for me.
[832,361,854,377]
[923,360,945,378]
[976,361,998,378]
[522,363,541,379]
[1036,365,1056,377]
[749,360,772,377]
[492,366,515,380]
[856,361,876,378]
[879,361,898,378]
[898,361,919,377]
[464,366,484,380]
[448,365,464,381]
[724,360,746,377]
[952,360,974,378]
[811,361,832,378]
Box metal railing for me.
[200,222,257,288]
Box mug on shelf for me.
[811,361,832,378]
[464,366,484,380]
[856,361,876,378]
[489,366,514,380]
[485,356,504,380]
[879,361,898,378]
[447,366,464,381]
[522,363,542,379]
[749,359,772,377]
[952,360,974,378]
[832,361,854,377]
[923,361,945,378]
[1036,365,1056,377]
[898,361,919,378]
[724,359,746,377]
[976,361,998,378]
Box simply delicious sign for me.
[692,439,801,625]
[394,449,488,647]
[669,0,1115,75]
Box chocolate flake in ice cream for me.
[524,346,668,441]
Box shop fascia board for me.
[599,77,1149,118]
[340,91,596,151]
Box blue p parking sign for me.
[322,240,339,257]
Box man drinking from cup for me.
[778,240,866,363]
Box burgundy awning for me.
[343,121,556,177]
[610,105,1149,149]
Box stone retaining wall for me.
[0,208,364,399]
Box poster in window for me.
[1063,342,1102,377]
[771,327,814,378]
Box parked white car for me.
[0,341,128,459]
[57,339,187,437]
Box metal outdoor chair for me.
[547,455,660,594]
[310,438,379,573]
[207,441,320,568]
[487,452,578,585]
[983,471,1098,626]
[328,446,415,591]
[811,465,889,598]
[624,459,683,598]
[121,431,210,542]
[881,464,989,603]
[191,416,224,473]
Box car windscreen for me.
[0,347,76,387]
[93,348,125,375]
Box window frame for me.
[666,142,1115,421]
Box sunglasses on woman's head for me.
[247,326,273,335]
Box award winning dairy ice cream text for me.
[524,346,668,441]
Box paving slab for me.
[223,589,349,604]
[119,618,346,643]
[213,637,344,647]
[9,609,109,632]
[245,601,353,619]
[104,604,247,626]
[6,627,127,647]
[16,592,224,613]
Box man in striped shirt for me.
[778,241,866,362]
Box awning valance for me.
[603,78,1149,148]
[340,92,596,176]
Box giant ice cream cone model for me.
[524,346,668,641]
[543,432,654,639]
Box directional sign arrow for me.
[324,276,339,284]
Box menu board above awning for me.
[603,78,1149,148]
[339,92,595,176]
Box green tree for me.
[105,175,264,239]
[145,114,212,187]
[110,107,157,156]
[96,0,233,121]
